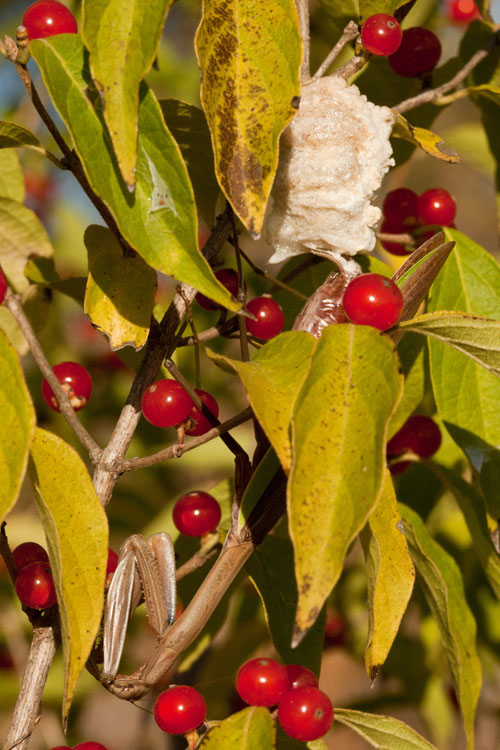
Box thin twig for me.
[178,318,239,347]
[313,21,359,79]
[334,53,368,81]
[4,627,58,750]
[165,360,249,461]
[295,0,310,81]
[120,408,253,471]
[176,546,220,582]
[377,231,415,245]
[4,289,102,463]
[393,45,495,114]
[8,53,128,246]
[229,209,250,362]
[237,245,308,301]
[177,287,201,389]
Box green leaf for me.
[429,463,500,601]
[276,726,328,750]
[389,333,426,439]
[29,428,108,723]
[427,229,500,467]
[392,113,459,163]
[400,503,482,749]
[0,121,42,149]
[400,310,500,377]
[0,329,35,523]
[360,471,415,681]
[200,706,274,749]
[335,708,439,749]
[0,198,53,292]
[246,535,326,675]
[289,325,403,638]
[195,0,302,236]
[82,0,173,188]
[0,149,25,202]
[160,100,220,227]
[84,225,156,350]
[30,36,238,310]
[207,331,317,473]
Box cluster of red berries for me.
[142,379,219,432]
[381,187,457,256]
[387,414,442,474]
[361,17,442,78]
[13,542,56,610]
[153,659,333,742]
[196,267,285,341]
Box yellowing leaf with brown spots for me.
[289,325,403,640]
[196,0,302,237]
[29,429,108,724]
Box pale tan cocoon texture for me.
[263,76,395,272]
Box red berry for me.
[185,389,219,437]
[285,664,318,690]
[0,269,8,305]
[13,542,49,570]
[382,189,419,227]
[342,273,403,331]
[324,612,347,647]
[15,561,57,609]
[387,415,442,458]
[154,685,206,734]
[106,548,119,577]
[173,491,221,537]
[41,361,92,412]
[246,297,284,340]
[417,188,456,226]
[278,686,334,741]
[142,379,193,428]
[73,744,108,750]
[449,0,480,21]
[379,219,412,256]
[23,0,78,39]
[236,657,288,707]
[389,27,441,77]
[195,268,242,310]
[361,14,402,56]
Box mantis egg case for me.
[263,75,395,272]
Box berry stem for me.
[4,626,58,750]
[236,244,308,301]
[394,42,495,114]
[165,359,250,462]
[377,230,415,245]
[3,289,102,463]
[313,20,359,78]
